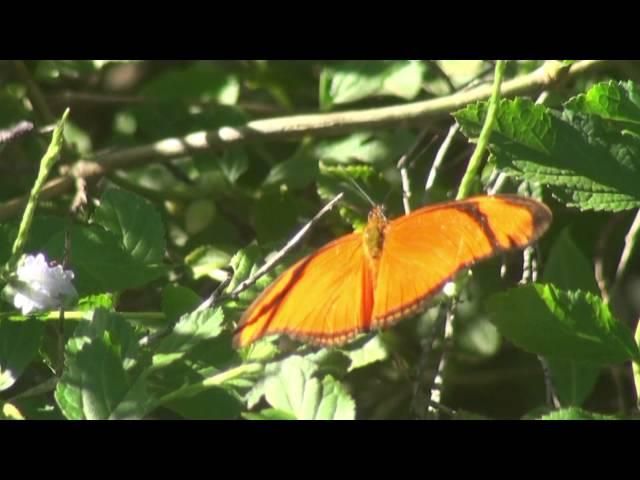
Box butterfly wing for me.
[233,232,374,347]
[371,194,552,327]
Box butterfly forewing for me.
[233,233,374,347]
[371,195,552,327]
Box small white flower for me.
[11,253,78,315]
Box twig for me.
[396,128,433,214]
[56,228,72,376]
[521,246,534,284]
[0,310,166,323]
[0,60,604,222]
[0,121,34,144]
[426,399,457,417]
[521,204,560,408]
[8,377,58,402]
[428,300,456,417]
[487,171,509,195]
[195,267,234,312]
[538,356,561,408]
[397,159,413,214]
[424,123,460,200]
[633,320,640,409]
[221,192,344,303]
[411,333,437,420]
[615,208,640,283]
[594,214,625,302]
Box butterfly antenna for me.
[347,176,377,208]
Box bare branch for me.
[0,60,605,221]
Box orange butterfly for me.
[233,194,552,348]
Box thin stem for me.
[397,128,433,214]
[398,165,412,214]
[0,310,166,323]
[424,123,460,200]
[0,60,604,222]
[226,192,344,300]
[157,363,263,406]
[633,320,640,409]
[488,172,509,195]
[456,60,507,200]
[614,208,640,283]
[7,109,69,270]
[428,301,456,417]
[0,121,34,144]
[13,61,55,124]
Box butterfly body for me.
[233,194,552,348]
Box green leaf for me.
[456,316,502,358]
[131,63,244,139]
[261,356,356,420]
[43,225,167,296]
[543,228,599,294]
[161,285,202,324]
[63,120,92,155]
[340,335,389,372]
[226,244,264,294]
[321,60,425,108]
[218,147,248,184]
[0,402,24,420]
[77,294,116,311]
[243,408,297,420]
[263,152,319,191]
[565,80,640,137]
[184,199,217,235]
[454,97,640,212]
[152,307,225,368]
[55,309,137,419]
[165,386,243,420]
[0,317,45,391]
[93,188,165,264]
[140,63,240,105]
[437,60,487,88]
[486,283,640,364]
[381,60,427,99]
[314,130,414,169]
[546,356,601,407]
[184,245,231,281]
[254,190,299,245]
[539,407,619,420]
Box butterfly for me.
[233,194,552,348]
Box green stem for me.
[157,363,264,406]
[633,321,640,408]
[7,109,70,271]
[0,310,166,323]
[456,60,507,200]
